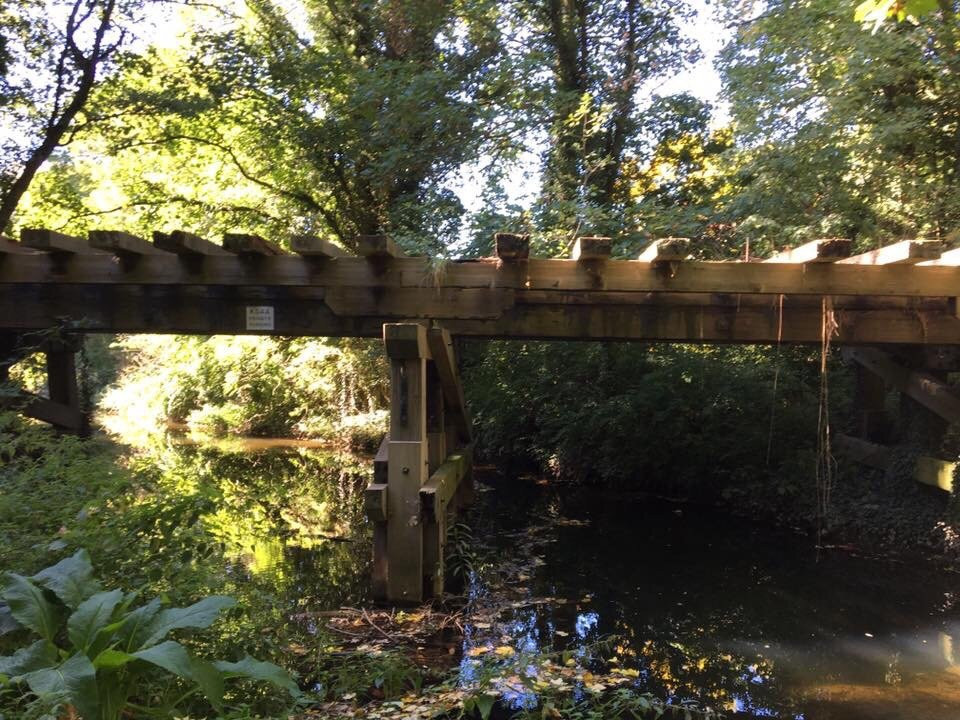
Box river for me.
[121,439,960,719]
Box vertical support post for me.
[423,363,446,596]
[383,324,430,603]
[46,347,79,410]
[370,436,390,601]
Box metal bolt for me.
[402,466,410,474]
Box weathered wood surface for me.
[844,348,960,423]
[494,233,529,260]
[838,240,942,265]
[357,235,400,259]
[5,284,960,344]
[20,229,105,254]
[90,230,169,255]
[638,237,689,263]
[572,236,611,261]
[153,230,230,256]
[10,254,960,298]
[765,239,851,264]
[426,328,473,443]
[291,235,351,258]
[223,233,286,255]
[0,237,37,254]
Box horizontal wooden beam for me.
[223,233,286,255]
[494,232,529,261]
[291,235,351,258]
[638,237,689,263]
[0,237,36,254]
[844,347,960,422]
[21,229,104,254]
[919,247,960,267]
[572,236,611,261]
[9,254,960,298]
[0,392,85,430]
[90,230,169,256]
[153,230,230,256]
[838,240,942,265]
[364,483,388,522]
[357,235,401,259]
[5,284,960,344]
[765,238,852,264]
[420,450,470,520]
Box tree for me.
[0,0,142,234]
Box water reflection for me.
[463,477,960,719]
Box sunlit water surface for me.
[143,440,960,719]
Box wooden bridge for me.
[4,229,960,602]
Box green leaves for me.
[138,595,236,649]
[20,653,99,720]
[67,589,124,652]
[31,549,100,609]
[854,0,939,30]
[215,656,301,696]
[0,573,65,643]
[0,639,57,677]
[133,641,225,711]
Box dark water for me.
[129,441,960,719]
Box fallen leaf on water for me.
[467,646,490,657]
[555,630,569,637]
[494,645,515,657]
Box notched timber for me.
[357,235,401,259]
[572,236,611,261]
[90,230,168,256]
[765,238,851,264]
[494,232,529,261]
[420,451,469,521]
[0,237,37,254]
[291,234,351,258]
[839,240,942,265]
[384,323,430,359]
[638,238,689,263]
[21,228,104,255]
[364,483,388,522]
[153,230,230,256]
[223,233,287,256]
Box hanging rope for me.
[815,296,839,555]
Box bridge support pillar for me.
[367,323,474,604]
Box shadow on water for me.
[117,438,960,718]
[467,474,960,719]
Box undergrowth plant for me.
[0,550,300,719]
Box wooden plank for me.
[153,230,230,256]
[8,285,960,345]
[0,237,37,254]
[325,287,514,320]
[844,348,960,423]
[89,230,168,255]
[357,235,401,259]
[494,232,529,260]
[10,253,960,299]
[420,451,469,598]
[420,452,469,519]
[915,456,956,492]
[374,434,389,484]
[919,247,960,266]
[386,439,428,603]
[839,240,942,265]
[834,433,955,492]
[0,392,85,430]
[572,236,611,261]
[638,237,689,263]
[765,238,852,264]
[426,327,472,443]
[291,234,351,258]
[45,349,79,410]
[426,363,446,474]
[20,228,104,254]
[223,233,286,255]
[364,483,388,522]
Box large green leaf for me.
[138,596,236,648]
[133,640,224,711]
[31,550,100,609]
[21,653,100,720]
[1,574,65,643]
[116,596,163,651]
[92,648,135,670]
[0,640,57,677]
[68,589,124,652]
[215,656,301,696]
[0,603,21,635]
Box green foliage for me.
[314,648,424,702]
[0,550,299,719]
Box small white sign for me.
[245,306,275,331]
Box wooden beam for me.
[420,451,469,520]
[426,327,472,443]
[844,347,960,423]
[494,232,529,261]
[0,392,85,431]
[765,238,852,264]
[153,230,230,256]
[223,233,286,256]
[374,434,389,484]
[20,228,104,254]
[89,230,169,256]
[834,433,955,492]
[638,237,689,263]
[383,323,430,360]
[11,254,960,299]
[357,235,401,259]
[915,456,956,492]
[572,236,611,261]
[919,247,960,266]
[839,240,942,265]
[291,235,351,258]
[371,433,389,602]
[0,237,36,254]
[364,483,388,522]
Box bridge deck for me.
[2,232,959,344]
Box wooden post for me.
[369,436,390,601]
[383,324,430,603]
[44,341,86,433]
